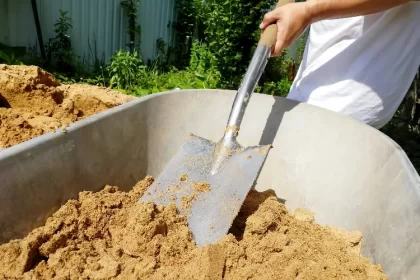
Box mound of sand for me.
[0,177,387,279]
[0,64,135,149]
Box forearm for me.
[306,0,414,23]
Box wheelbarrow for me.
[0,89,419,279]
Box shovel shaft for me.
[212,0,292,174]
[223,0,293,142]
[211,46,271,174]
[224,45,271,141]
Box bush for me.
[107,50,146,90]
[256,79,291,97]
[198,0,277,88]
[0,51,24,65]
[173,0,295,94]
[102,44,221,97]
[132,69,217,96]
[188,40,221,88]
[45,10,74,74]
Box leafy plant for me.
[256,78,291,97]
[107,50,145,90]
[45,10,74,74]
[173,0,300,93]
[129,68,218,97]
[188,40,221,87]
[198,0,277,88]
[121,0,141,52]
[261,50,292,86]
[53,72,77,84]
[277,79,292,96]
[151,38,172,72]
[173,0,202,68]
[21,43,45,66]
[0,51,24,65]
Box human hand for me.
[260,2,312,56]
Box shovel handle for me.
[223,0,294,142]
[258,0,294,48]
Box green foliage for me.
[0,44,26,65]
[121,0,141,52]
[54,10,72,35]
[45,10,74,73]
[53,73,77,84]
[0,51,24,65]
[107,50,145,90]
[261,51,292,88]
[256,79,291,97]
[277,79,292,95]
[174,0,200,38]
[173,0,294,93]
[139,41,220,93]
[151,39,172,72]
[103,45,219,97]
[130,68,218,97]
[49,1,292,97]
[173,0,202,68]
[188,40,221,87]
[199,0,277,88]
[296,29,309,64]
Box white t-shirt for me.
[287,2,420,128]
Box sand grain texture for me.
[0,177,387,280]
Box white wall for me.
[0,0,177,63]
[0,0,9,44]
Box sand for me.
[0,177,388,279]
[0,64,135,149]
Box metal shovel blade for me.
[139,134,270,247]
[139,38,277,247]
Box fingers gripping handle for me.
[258,0,294,48]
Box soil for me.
[192,182,211,192]
[0,64,135,149]
[0,177,388,280]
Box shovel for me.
[140,0,292,248]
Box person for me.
[260,0,420,129]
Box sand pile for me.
[0,177,387,279]
[0,64,135,149]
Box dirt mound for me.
[0,64,135,149]
[0,177,387,279]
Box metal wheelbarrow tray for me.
[0,89,419,279]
